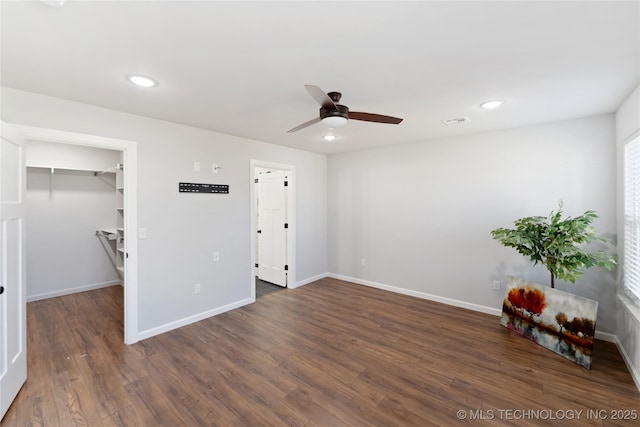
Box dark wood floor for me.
[3,278,639,426]
[256,277,286,298]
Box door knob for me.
[0,286,4,295]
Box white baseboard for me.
[615,336,640,392]
[594,331,617,343]
[293,272,329,289]
[136,297,254,342]
[327,273,502,317]
[27,280,121,302]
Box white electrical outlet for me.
[194,284,201,294]
[361,258,366,267]
[493,280,501,290]
[194,161,200,172]
[213,252,220,262]
[138,227,147,239]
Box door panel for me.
[257,170,287,287]
[0,122,27,421]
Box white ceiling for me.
[2,1,638,155]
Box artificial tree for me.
[491,202,616,288]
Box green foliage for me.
[491,202,616,288]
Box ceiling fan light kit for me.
[322,116,348,128]
[288,85,403,133]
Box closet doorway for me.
[250,160,295,300]
[14,124,138,344]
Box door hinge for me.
[255,263,259,268]
[126,252,129,259]
[284,181,288,187]
[254,178,259,183]
[284,265,289,271]
[284,223,288,229]
[257,229,262,234]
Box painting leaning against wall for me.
[500,276,599,369]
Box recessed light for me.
[127,74,158,88]
[323,135,337,141]
[480,100,505,110]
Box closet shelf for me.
[96,229,118,240]
[27,165,116,175]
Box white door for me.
[0,122,27,420]
[257,170,288,287]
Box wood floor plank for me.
[3,279,639,426]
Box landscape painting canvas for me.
[500,276,599,369]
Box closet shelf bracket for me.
[96,229,118,241]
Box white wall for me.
[1,87,327,337]
[26,166,119,301]
[615,84,640,388]
[328,115,617,332]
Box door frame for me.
[250,160,296,300]
[11,124,139,344]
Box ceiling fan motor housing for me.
[320,104,350,120]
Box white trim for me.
[327,273,502,316]
[618,293,640,326]
[294,272,329,289]
[594,331,617,343]
[10,124,139,344]
[624,128,640,144]
[615,335,640,392]
[26,280,121,303]
[250,160,296,300]
[137,297,254,341]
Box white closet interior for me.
[25,140,124,302]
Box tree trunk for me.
[550,272,555,288]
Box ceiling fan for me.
[287,85,403,133]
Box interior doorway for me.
[250,160,295,301]
[256,168,289,287]
[11,124,139,344]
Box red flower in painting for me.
[523,288,546,315]
[507,287,547,316]
[508,288,526,309]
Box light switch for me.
[194,162,200,172]
[139,228,147,239]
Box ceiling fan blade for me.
[349,111,403,124]
[304,85,337,110]
[287,117,322,133]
